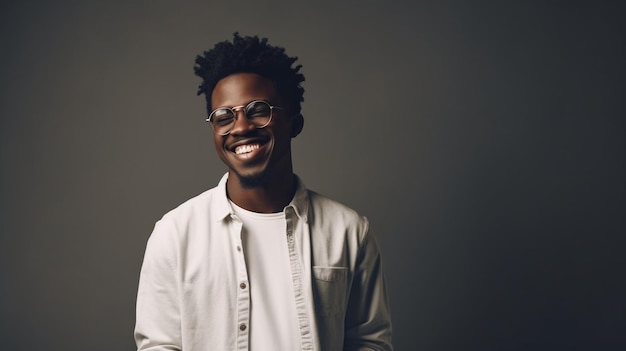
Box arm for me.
[134,220,182,351]
[344,224,393,351]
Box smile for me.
[234,143,261,155]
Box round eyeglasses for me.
[206,100,283,136]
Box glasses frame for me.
[206,100,284,136]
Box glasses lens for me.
[245,101,272,127]
[210,108,235,135]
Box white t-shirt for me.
[230,201,301,350]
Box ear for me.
[291,113,304,138]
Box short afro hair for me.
[194,33,305,115]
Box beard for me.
[234,167,270,189]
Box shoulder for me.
[306,190,370,237]
[159,187,217,223]
[308,190,362,218]
[149,186,223,242]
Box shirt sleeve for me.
[134,220,182,351]
[343,221,394,351]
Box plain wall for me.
[1,1,624,350]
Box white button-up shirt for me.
[135,174,393,350]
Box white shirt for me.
[135,173,393,350]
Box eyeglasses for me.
[206,100,283,136]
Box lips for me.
[228,138,270,162]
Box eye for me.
[212,109,235,126]
[246,101,271,118]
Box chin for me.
[234,168,270,189]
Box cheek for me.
[275,125,294,145]
[213,133,222,143]
[213,136,225,152]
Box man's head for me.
[194,34,305,189]
[194,33,305,115]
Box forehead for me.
[211,73,279,108]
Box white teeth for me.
[235,144,260,154]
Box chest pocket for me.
[312,266,349,316]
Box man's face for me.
[210,72,299,188]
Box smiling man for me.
[134,33,393,351]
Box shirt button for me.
[236,246,241,252]
[239,323,247,331]
[240,282,246,289]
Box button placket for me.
[230,219,250,349]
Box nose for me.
[229,107,255,135]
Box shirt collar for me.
[211,173,233,222]
[212,172,310,222]
[286,174,310,222]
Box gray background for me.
[1,1,624,350]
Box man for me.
[135,33,393,351]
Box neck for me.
[226,171,297,213]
